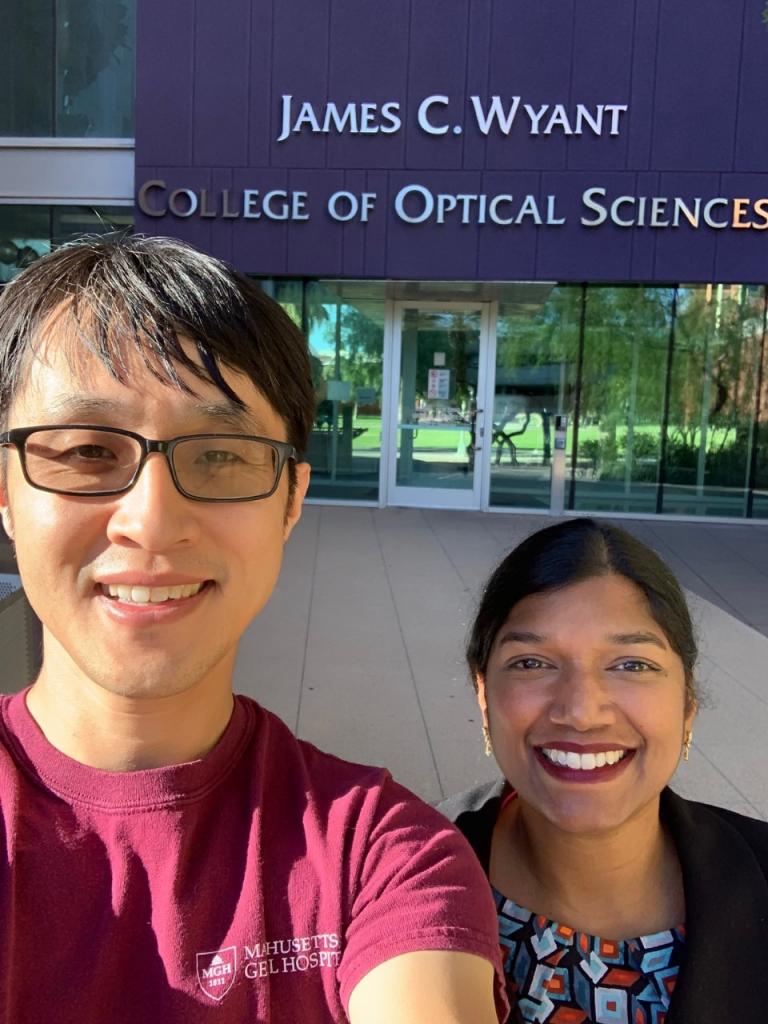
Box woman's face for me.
[478,574,696,834]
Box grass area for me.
[347,415,740,457]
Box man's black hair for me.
[0,233,315,457]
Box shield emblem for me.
[196,946,238,1001]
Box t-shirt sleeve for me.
[337,776,508,1020]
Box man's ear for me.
[0,471,13,542]
[283,461,311,542]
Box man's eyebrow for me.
[607,632,668,649]
[192,402,266,433]
[45,395,120,419]
[41,396,266,434]
[496,630,546,646]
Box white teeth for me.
[541,747,628,771]
[104,582,204,604]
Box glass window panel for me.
[50,205,132,244]
[0,206,51,285]
[268,280,304,329]
[0,205,132,284]
[571,286,674,515]
[0,0,54,135]
[0,0,134,138]
[274,281,385,503]
[663,284,765,518]
[750,321,768,519]
[491,284,580,510]
[56,0,135,137]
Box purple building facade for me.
[134,0,768,520]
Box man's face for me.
[0,330,309,700]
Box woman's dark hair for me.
[467,518,698,711]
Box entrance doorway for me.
[383,291,571,513]
[386,302,492,510]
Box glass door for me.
[387,303,490,509]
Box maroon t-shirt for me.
[0,691,506,1022]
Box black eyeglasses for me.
[0,425,298,503]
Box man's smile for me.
[100,581,208,604]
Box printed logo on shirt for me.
[195,934,341,998]
[242,933,342,979]
[196,946,238,1001]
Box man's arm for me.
[347,950,500,1024]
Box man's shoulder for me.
[246,696,440,822]
[250,696,391,789]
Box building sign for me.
[135,0,768,282]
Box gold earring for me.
[482,724,493,758]
[683,730,693,761]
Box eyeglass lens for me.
[22,428,280,499]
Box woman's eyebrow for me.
[607,631,668,649]
[496,630,546,646]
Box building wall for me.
[135,0,768,283]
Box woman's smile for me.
[533,743,637,783]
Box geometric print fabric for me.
[494,888,685,1024]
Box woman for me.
[441,519,768,1024]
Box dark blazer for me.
[439,781,768,1024]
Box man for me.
[0,236,506,1023]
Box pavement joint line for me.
[421,509,475,593]
[373,510,445,800]
[703,524,768,587]
[698,651,768,711]
[294,506,322,736]
[646,523,748,626]
[689,741,764,819]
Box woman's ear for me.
[684,697,698,736]
[475,673,489,728]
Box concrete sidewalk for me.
[234,507,768,819]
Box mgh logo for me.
[197,946,237,1001]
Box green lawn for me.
[348,415,738,458]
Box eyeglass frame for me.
[0,424,299,503]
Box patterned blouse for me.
[495,887,685,1024]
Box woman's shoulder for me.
[663,788,768,870]
[437,778,506,820]
[436,779,507,871]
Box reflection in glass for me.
[661,285,766,517]
[491,285,579,509]
[0,1,54,135]
[0,0,135,137]
[571,287,674,514]
[0,205,131,284]
[751,320,768,519]
[273,281,385,502]
[395,308,480,492]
